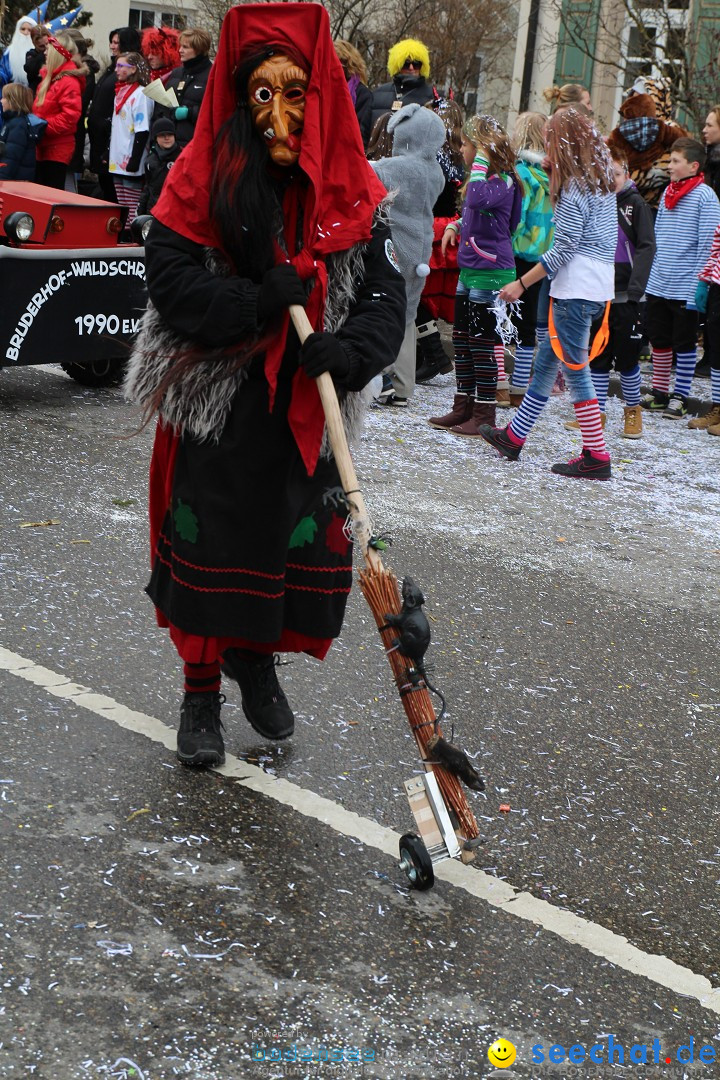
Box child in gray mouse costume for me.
[371,102,445,405]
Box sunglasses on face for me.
[116,63,136,69]
[403,59,422,69]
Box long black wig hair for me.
[210,46,308,281]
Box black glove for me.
[257,264,307,323]
[300,332,350,381]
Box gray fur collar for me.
[124,235,376,456]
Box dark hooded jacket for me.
[614,179,656,301]
[136,137,182,215]
[370,74,433,130]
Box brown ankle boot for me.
[450,400,496,436]
[622,404,643,439]
[428,393,473,429]
[688,403,720,430]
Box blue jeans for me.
[529,298,606,404]
[456,281,498,304]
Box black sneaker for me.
[478,424,522,461]
[376,375,394,402]
[640,389,670,411]
[177,692,225,766]
[551,449,611,481]
[221,650,295,740]
[662,394,688,419]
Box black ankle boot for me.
[221,650,295,740]
[177,691,225,766]
[416,321,453,383]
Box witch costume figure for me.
[125,3,406,765]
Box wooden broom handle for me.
[289,305,382,572]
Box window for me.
[620,5,687,95]
[129,7,187,30]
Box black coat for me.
[71,54,99,173]
[86,61,116,172]
[370,75,434,129]
[0,111,36,181]
[137,141,182,215]
[158,54,212,146]
[141,215,406,643]
[144,216,406,372]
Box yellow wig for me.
[387,38,430,79]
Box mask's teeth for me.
[264,127,275,141]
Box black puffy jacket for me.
[369,75,434,130]
[158,54,212,147]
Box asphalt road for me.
[0,363,718,1079]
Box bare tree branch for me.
[545,0,719,126]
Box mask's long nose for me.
[272,91,290,140]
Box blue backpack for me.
[27,113,48,144]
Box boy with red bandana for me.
[642,137,720,418]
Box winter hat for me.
[151,117,176,138]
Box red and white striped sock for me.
[651,348,673,393]
[494,343,508,383]
[573,398,609,459]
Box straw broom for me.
[290,307,481,847]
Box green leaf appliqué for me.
[288,514,317,549]
[174,499,199,544]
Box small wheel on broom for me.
[398,833,434,891]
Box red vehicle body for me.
[0,182,147,386]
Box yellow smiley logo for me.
[488,1038,517,1069]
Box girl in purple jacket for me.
[428,114,522,435]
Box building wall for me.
[478,10,524,123]
[505,0,562,129]
[87,1,198,67]
[546,0,702,131]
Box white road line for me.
[2,642,719,1016]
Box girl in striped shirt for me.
[480,108,617,480]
